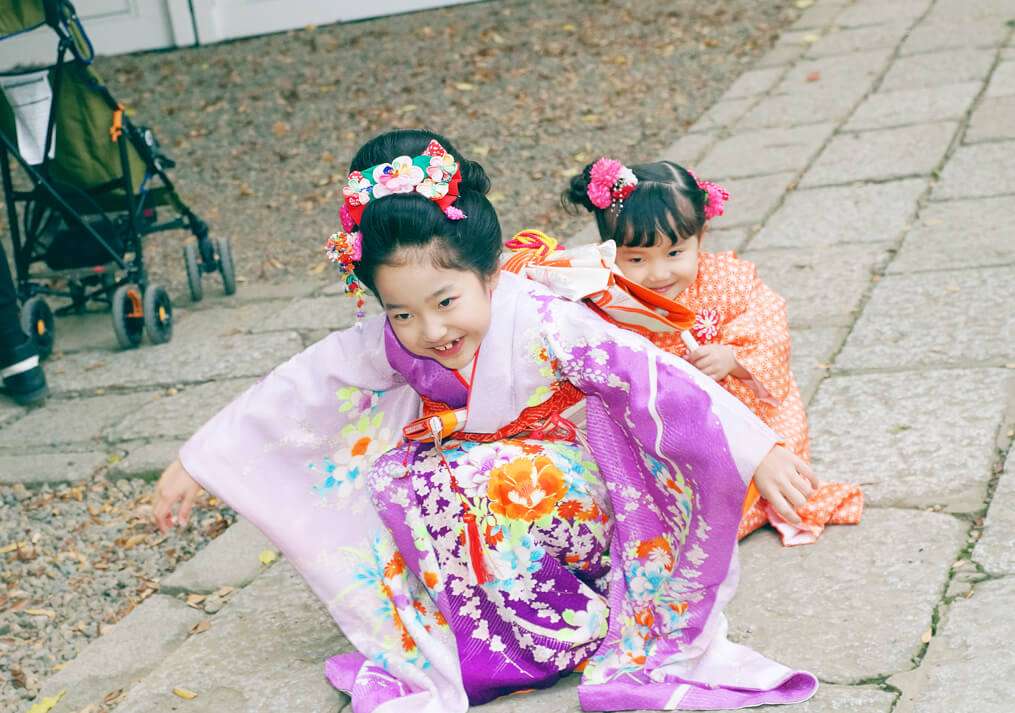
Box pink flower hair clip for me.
[587,157,639,212]
[687,169,729,221]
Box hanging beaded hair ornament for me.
[326,140,468,325]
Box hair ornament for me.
[325,231,366,323]
[342,139,466,223]
[587,157,639,211]
[687,169,729,221]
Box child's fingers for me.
[153,495,175,533]
[795,458,819,488]
[790,471,815,499]
[768,491,802,524]
[178,487,199,528]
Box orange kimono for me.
[648,251,862,546]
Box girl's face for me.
[615,233,700,302]
[374,250,499,371]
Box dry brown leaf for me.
[920,628,932,644]
[214,586,236,598]
[185,593,207,607]
[25,608,57,620]
[103,688,125,705]
[173,687,199,700]
[272,121,290,137]
[190,619,211,635]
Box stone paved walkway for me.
[8,0,1015,710]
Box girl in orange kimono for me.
[562,157,862,546]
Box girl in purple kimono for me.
[154,129,819,713]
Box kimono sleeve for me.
[722,268,793,413]
[178,314,420,573]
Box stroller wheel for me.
[143,285,173,345]
[183,243,203,303]
[111,285,144,350]
[215,237,236,296]
[20,297,55,361]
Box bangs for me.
[602,183,692,248]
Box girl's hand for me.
[688,344,741,382]
[753,446,819,524]
[153,458,203,533]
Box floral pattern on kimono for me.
[179,271,817,713]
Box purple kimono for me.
[180,271,817,712]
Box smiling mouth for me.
[433,337,464,356]
[648,282,678,294]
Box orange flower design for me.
[487,456,568,522]
[384,552,405,579]
[636,536,674,569]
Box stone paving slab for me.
[965,94,1015,143]
[710,172,797,230]
[109,440,186,480]
[800,122,957,187]
[779,50,892,93]
[805,22,913,58]
[880,48,996,91]
[721,67,786,100]
[687,97,757,134]
[931,141,1015,200]
[703,227,748,255]
[900,19,1010,55]
[658,131,718,166]
[790,1,846,31]
[755,43,809,69]
[0,398,25,425]
[742,244,890,328]
[160,519,274,595]
[986,59,1015,97]
[834,0,930,28]
[169,301,295,342]
[748,685,895,713]
[46,332,302,395]
[888,196,1015,273]
[844,82,982,131]
[736,84,868,130]
[38,595,205,713]
[116,560,350,713]
[889,577,1015,713]
[751,179,926,249]
[727,508,966,683]
[254,295,374,332]
[696,123,836,180]
[789,326,845,403]
[0,390,160,451]
[0,450,108,485]
[808,369,1009,512]
[973,449,1015,575]
[105,379,256,443]
[835,266,1015,369]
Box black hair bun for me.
[561,163,598,213]
[457,158,491,196]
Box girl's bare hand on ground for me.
[153,458,202,532]
[753,446,819,524]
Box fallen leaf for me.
[259,549,279,565]
[26,691,65,713]
[272,121,289,137]
[26,608,57,619]
[0,541,27,554]
[454,82,475,91]
[802,33,820,43]
[102,688,125,705]
[123,533,147,549]
[920,628,932,644]
[795,0,814,7]
[806,71,821,82]
[173,687,199,700]
[185,593,207,607]
[213,586,236,598]
[190,619,211,635]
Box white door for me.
[0,0,195,72]
[190,0,479,44]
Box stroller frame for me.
[0,0,234,353]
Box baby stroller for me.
[0,0,235,356]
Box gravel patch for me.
[81,0,798,295]
[0,477,235,709]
